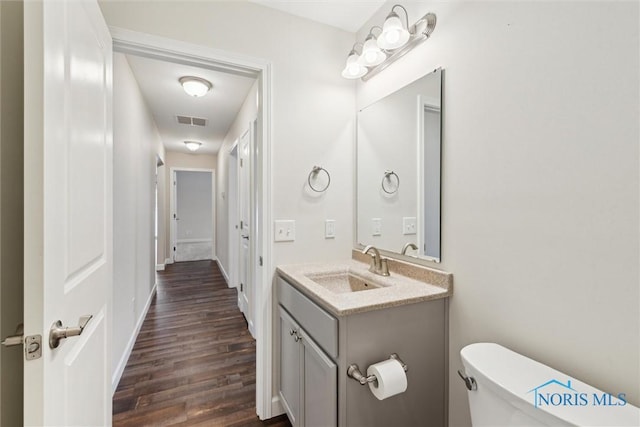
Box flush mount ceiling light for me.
[179,76,212,97]
[342,5,436,81]
[184,141,202,152]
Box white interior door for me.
[228,144,239,288]
[24,1,112,425]
[238,128,253,334]
[173,170,214,262]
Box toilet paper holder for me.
[347,353,408,385]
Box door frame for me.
[111,28,275,419]
[170,167,216,263]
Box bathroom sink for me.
[305,271,382,294]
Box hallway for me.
[112,261,290,426]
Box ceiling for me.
[125,2,386,155]
[126,55,256,155]
[249,0,386,33]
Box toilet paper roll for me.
[367,358,408,400]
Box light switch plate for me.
[325,220,336,239]
[274,220,295,242]
[372,218,382,236]
[403,217,417,235]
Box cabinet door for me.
[279,307,301,426]
[301,330,337,427]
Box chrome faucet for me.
[401,242,418,256]
[362,245,390,276]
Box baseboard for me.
[112,282,158,395]
[155,263,165,271]
[271,395,285,419]
[165,257,173,265]
[216,258,231,287]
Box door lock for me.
[49,315,93,349]
[1,323,23,347]
[2,323,42,360]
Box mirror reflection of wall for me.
[356,68,442,261]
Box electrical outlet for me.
[274,220,296,242]
[325,220,336,239]
[372,218,382,236]
[403,217,417,235]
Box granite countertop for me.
[276,259,452,316]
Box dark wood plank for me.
[113,260,291,427]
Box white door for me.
[227,144,239,288]
[238,128,253,333]
[173,170,214,262]
[24,1,112,425]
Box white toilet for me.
[460,343,640,426]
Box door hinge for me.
[259,256,263,266]
[173,246,176,252]
[240,159,244,167]
[240,220,243,228]
[240,283,243,292]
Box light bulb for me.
[378,11,410,50]
[357,35,387,66]
[341,51,368,79]
[385,29,400,44]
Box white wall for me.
[217,80,258,282]
[0,2,24,425]
[112,52,166,389]
[357,2,639,426]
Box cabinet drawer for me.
[277,276,338,359]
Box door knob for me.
[49,315,93,349]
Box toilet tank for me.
[460,343,639,427]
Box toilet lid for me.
[460,343,640,427]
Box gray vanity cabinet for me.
[278,302,338,427]
[300,327,337,427]
[279,308,301,426]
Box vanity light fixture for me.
[342,5,437,81]
[184,141,202,152]
[179,76,212,97]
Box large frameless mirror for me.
[356,68,442,262]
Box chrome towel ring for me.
[382,170,400,194]
[308,166,331,193]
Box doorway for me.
[171,169,215,263]
[110,28,274,419]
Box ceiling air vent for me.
[176,115,207,127]
[192,117,207,127]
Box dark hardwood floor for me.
[113,260,291,427]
